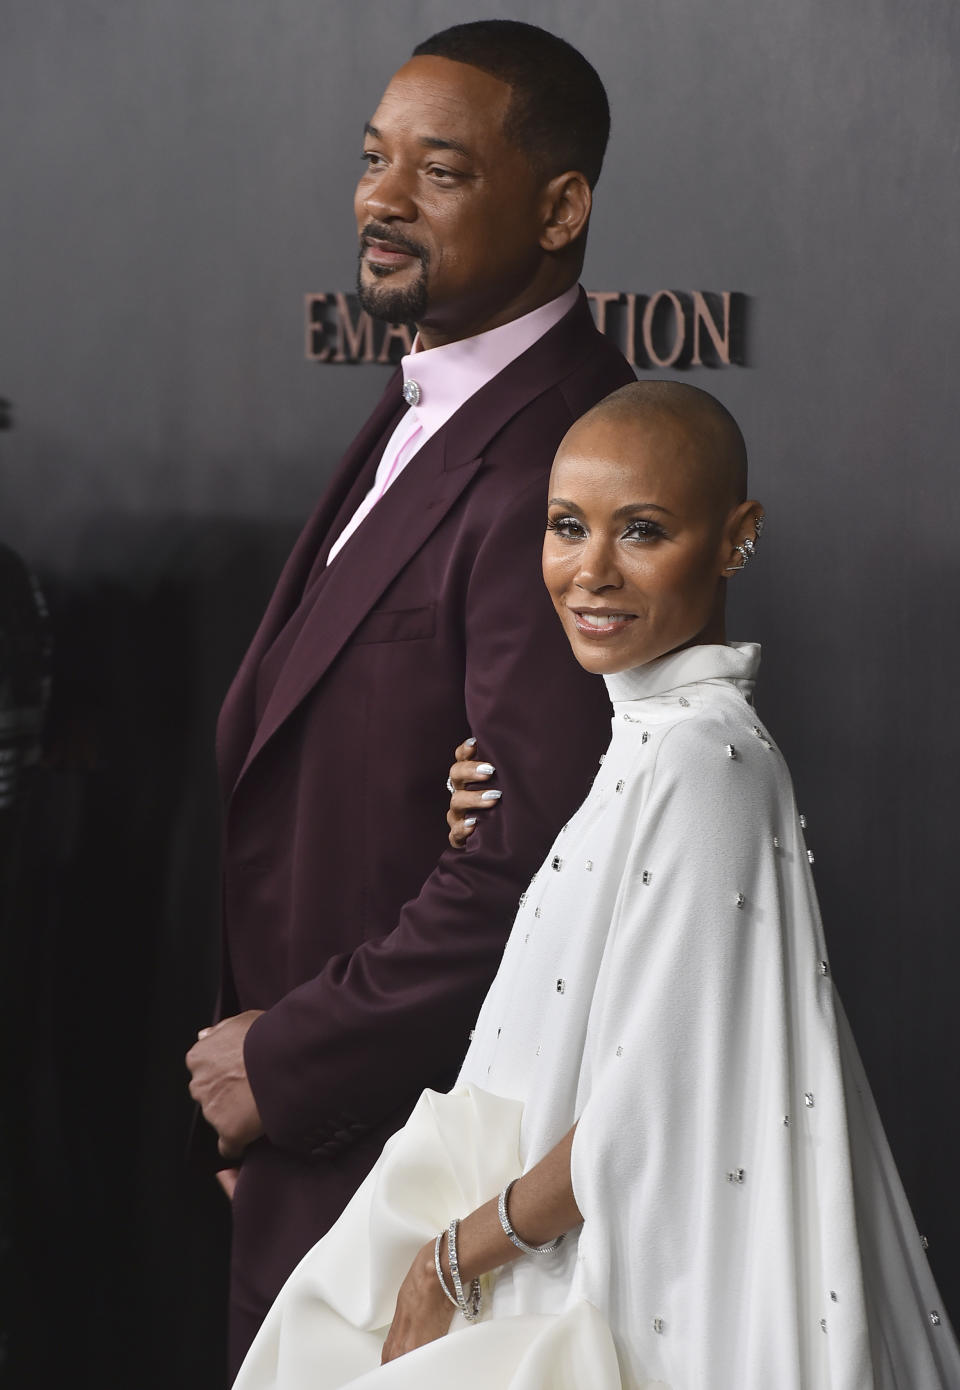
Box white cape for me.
[235,643,959,1390]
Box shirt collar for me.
[398,285,580,439]
[603,642,762,703]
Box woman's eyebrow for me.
[548,498,676,519]
[611,502,676,519]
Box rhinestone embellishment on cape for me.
[642,870,652,885]
[804,1092,815,1108]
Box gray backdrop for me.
[2,2,958,1386]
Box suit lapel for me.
[232,290,603,790]
[217,374,404,795]
[236,431,483,785]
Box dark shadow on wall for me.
[2,513,299,1390]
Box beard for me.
[356,224,430,325]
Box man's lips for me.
[362,237,420,268]
[570,608,638,636]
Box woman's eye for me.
[361,150,385,169]
[622,519,665,542]
[547,516,586,540]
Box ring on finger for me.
[446,777,454,793]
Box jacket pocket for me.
[352,602,436,645]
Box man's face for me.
[355,55,548,343]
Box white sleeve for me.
[567,709,875,1390]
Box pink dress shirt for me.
[326,285,580,563]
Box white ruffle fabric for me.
[235,643,959,1390]
[233,1086,624,1389]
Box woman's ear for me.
[721,501,765,575]
[539,171,592,252]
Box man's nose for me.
[360,163,417,222]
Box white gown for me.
[234,643,959,1390]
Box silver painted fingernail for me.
[480,789,502,800]
[476,763,495,776]
[465,737,477,747]
[464,817,478,826]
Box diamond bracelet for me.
[498,1179,565,1255]
[446,1218,482,1322]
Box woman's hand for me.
[447,738,503,848]
[381,1239,454,1364]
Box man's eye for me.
[426,165,460,182]
[361,150,385,169]
[547,516,586,540]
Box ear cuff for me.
[724,514,765,573]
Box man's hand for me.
[186,1010,266,1160]
[216,1168,240,1201]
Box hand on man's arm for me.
[186,1009,266,1160]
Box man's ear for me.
[720,501,765,575]
[539,171,592,252]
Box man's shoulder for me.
[475,331,633,479]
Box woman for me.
[234,382,959,1389]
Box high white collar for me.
[603,642,761,704]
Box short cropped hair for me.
[413,20,610,188]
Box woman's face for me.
[542,413,758,676]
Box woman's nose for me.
[574,538,623,592]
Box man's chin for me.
[357,268,428,326]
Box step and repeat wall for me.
[2,2,958,1385]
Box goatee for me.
[356,225,429,325]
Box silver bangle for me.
[446,1218,482,1322]
[497,1179,564,1255]
[434,1233,459,1309]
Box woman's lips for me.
[570,609,638,637]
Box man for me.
[186,19,633,1373]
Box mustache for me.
[359,222,429,264]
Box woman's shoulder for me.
[648,687,792,810]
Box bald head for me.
[567,380,748,511]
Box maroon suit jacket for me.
[215,291,634,1355]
